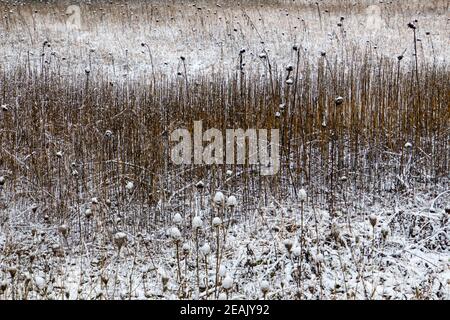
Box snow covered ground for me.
[0,183,448,300]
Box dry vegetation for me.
[0,0,449,300]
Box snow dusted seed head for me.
[85,208,92,219]
[315,253,324,264]
[286,65,294,72]
[58,224,69,237]
[339,175,348,182]
[170,227,181,241]
[275,111,281,118]
[286,78,294,85]
[258,52,267,59]
[227,195,237,207]
[160,270,169,286]
[226,169,233,177]
[0,281,7,294]
[182,243,190,255]
[200,242,211,256]
[222,276,233,290]
[320,50,326,57]
[114,232,127,249]
[404,142,413,149]
[279,103,285,110]
[56,151,63,158]
[34,276,45,291]
[212,217,222,227]
[105,130,113,137]
[192,216,203,229]
[173,213,183,225]
[219,265,227,277]
[213,191,225,206]
[381,225,390,239]
[125,181,134,191]
[369,214,378,227]
[180,56,186,61]
[283,239,293,253]
[7,266,17,278]
[85,68,90,74]
[0,176,5,186]
[335,96,344,105]
[260,280,270,294]
[91,197,98,205]
[331,222,340,241]
[299,188,307,202]
[195,180,205,189]
[1,104,8,112]
[239,48,246,54]
[292,247,301,257]
[407,22,416,30]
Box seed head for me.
[182,243,190,255]
[219,265,227,277]
[170,227,181,241]
[85,209,92,219]
[200,242,211,256]
[260,280,270,294]
[222,276,233,290]
[212,217,222,227]
[299,188,307,202]
[283,239,293,252]
[125,181,134,191]
[369,214,378,227]
[227,195,237,207]
[335,96,344,105]
[213,191,225,206]
[195,180,205,189]
[58,224,69,237]
[114,232,127,249]
[192,216,203,229]
[173,213,183,225]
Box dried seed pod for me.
[369,215,378,228]
[114,232,127,250]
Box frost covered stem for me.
[299,200,305,298]
[175,240,182,283]
[195,229,200,291]
[214,226,220,299]
[204,255,209,299]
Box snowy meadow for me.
[0,0,449,300]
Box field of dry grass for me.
[0,0,448,300]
